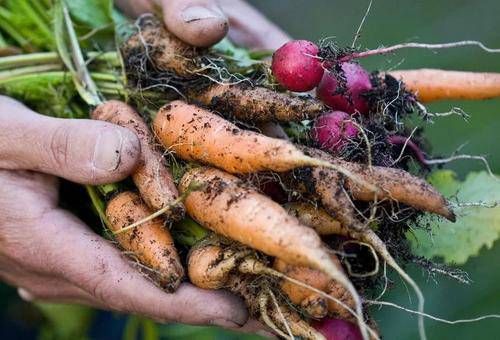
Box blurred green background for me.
[1,0,499,339]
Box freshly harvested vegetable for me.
[388,69,500,102]
[301,147,455,221]
[180,167,369,339]
[92,101,183,220]
[273,257,356,321]
[271,40,324,92]
[284,202,344,236]
[312,111,360,154]
[153,101,374,191]
[190,83,325,122]
[313,318,363,340]
[105,191,184,291]
[124,17,326,123]
[316,62,372,114]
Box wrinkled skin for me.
[0,0,289,334]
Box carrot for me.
[187,243,251,290]
[388,69,500,102]
[92,101,184,221]
[122,16,199,78]
[226,275,326,340]
[125,18,326,123]
[153,100,373,191]
[186,244,327,339]
[273,257,356,321]
[293,202,427,340]
[301,146,455,221]
[179,166,370,339]
[105,191,184,291]
[190,83,325,122]
[284,202,346,236]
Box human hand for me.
[115,0,290,49]
[0,96,253,330]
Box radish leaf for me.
[410,170,500,264]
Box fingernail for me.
[93,128,123,171]
[209,318,241,329]
[181,5,226,23]
[18,288,34,302]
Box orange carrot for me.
[301,147,455,221]
[106,191,184,291]
[191,83,325,122]
[389,69,500,102]
[153,101,372,191]
[274,257,356,321]
[92,101,183,220]
[179,166,370,339]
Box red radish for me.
[313,318,363,340]
[272,40,324,92]
[312,111,359,154]
[317,62,372,114]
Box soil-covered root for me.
[226,275,326,340]
[154,101,374,192]
[388,69,500,102]
[106,191,184,291]
[284,202,347,236]
[122,15,199,78]
[302,146,456,221]
[190,83,325,122]
[92,101,183,220]
[273,257,356,321]
[187,243,252,289]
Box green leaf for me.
[409,170,500,264]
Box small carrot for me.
[106,191,184,292]
[273,257,356,321]
[92,101,184,220]
[191,83,325,122]
[187,243,335,340]
[180,166,370,339]
[284,202,345,236]
[153,101,373,191]
[388,69,500,102]
[293,202,427,340]
[122,16,199,78]
[302,147,455,221]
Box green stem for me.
[171,218,210,247]
[85,185,110,227]
[0,51,120,70]
[97,183,121,197]
[18,0,54,46]
[91,72,122,82]
[29,0,51,24]
[0,9,33,51]
[0,64,62,80]
[0,52,59,70]
[0,71,68,85]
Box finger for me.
[43,209,248,328]
[218,0,290,50]
[0,96,140,184]
[238,319,276,339]
[161,0,228,47]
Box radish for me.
[311,111,359,154]
[313,318,363,340]
[316,62,372,114]
[271,40,324,92]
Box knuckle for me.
[47,124,71,169]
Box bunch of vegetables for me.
[1,1,500,339]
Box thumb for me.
[0,96,140,184]
[161,0,228,47]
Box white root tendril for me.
[259,293,290,340]
[351,0,373,48]
[268,289,294,340]
[367,299,500,325]
[345,40,500,62]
